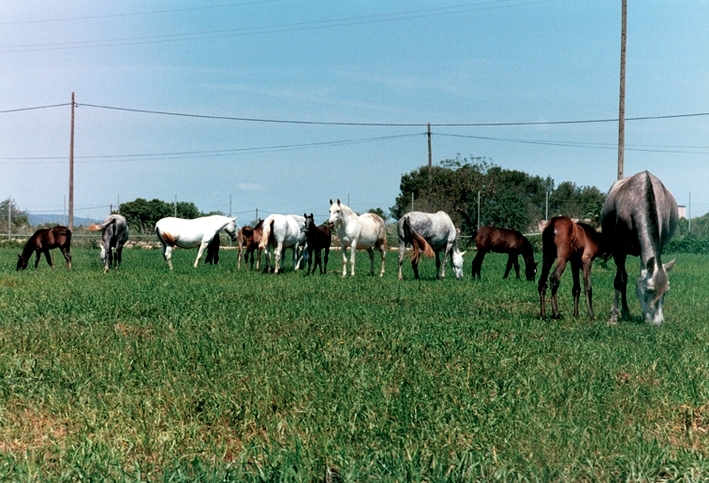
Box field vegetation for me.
[1,246,709,481]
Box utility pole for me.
[427,123,432,171]
[174,194,177,217]
[68,92,75,230]
[617,0,627,180]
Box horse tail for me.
[404,218,434,264]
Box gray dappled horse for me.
[601,171,678,325]
[88,214,129,273]
[397,211,465,280]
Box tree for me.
[0,197,29,232]
[120,198,203,233]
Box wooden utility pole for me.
[427,123,432,171]
[68,92,75,230]
[617,0,627,180]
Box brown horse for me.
[538,216,602,319]
[237,219,263,270]
[16,225,72,271]
[471,226,537,280]
[303,213,331,275]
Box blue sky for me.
[1,1,708,224]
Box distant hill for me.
[29,214,101,227]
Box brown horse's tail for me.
[404,217,434,264]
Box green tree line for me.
[390,157,606,235]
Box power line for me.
[0,1,277,25]
[0,133,422,164]
[0,1,551,53]
[0,103,72,114]
[76,102,709,127]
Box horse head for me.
[328,199,342,226]
[636,257,676,325]
[525,260,539,282]
[451,248,466,279]
[99,245,108,266]
[16,254,28,271]
[303,213,316,236]
[224,217,238,242]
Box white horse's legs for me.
[193,241,209,268]
[349,244,357,276]
[163,245,174,270]
[378,245,386,277]
[274,242,283,273]
[397,242,406,280]
[367,247,375,276]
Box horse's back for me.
[602,171,678,253]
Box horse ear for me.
[310,213,314,218]
[304,213,307,218]
[664,257,677,272]
[329,199,333,205]
[337,199,341,206]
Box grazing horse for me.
[601,171,678,325]
[397,211,465,280]
[155,215,238,269]
[16,225,72,271]
[88,214,129,273]
[237,219,264,270]
[303,213,331,275]
[328,199,387,277]
[538,216,602,319]
[471,226,537,280]
[258,214,307,274]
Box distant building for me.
[678,205,686,219]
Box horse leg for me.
[503,254,515,279]
[472,251,485,278]
[436,250,443,279]
[273,242,283,273]
[549,255,568,319]
[193,241,209,268]
[582,256,594,319]
[537,257,554,319]
[379,244,386,277]
[163,245,174,270]
[397,241,406,280]
[115,244,123,270]
[41,249,52,269]
[570,259,582,318]
[366,247,375,276]
[611,253,629,323]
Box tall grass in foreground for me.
[1,247,709,481]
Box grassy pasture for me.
[1,246,709,481]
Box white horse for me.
[397,211,465,280]
[88,214,129,273]
[155,215,237,269]
[257,213,307,274]
[328,199,387,277]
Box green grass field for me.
[1,246,708,481]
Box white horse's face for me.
[99,245,107,265]
[327,199,342,226]
[451,249,466,279]
[636,257,675,325]
[224,218,238,241]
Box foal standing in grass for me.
[538,216,602,319]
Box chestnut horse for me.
[471,226,537,280]
[303,213,331,275]
[601,171,678,325]
[538,216,602,319]
[16,225,72,271]
[237,219,263,270]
